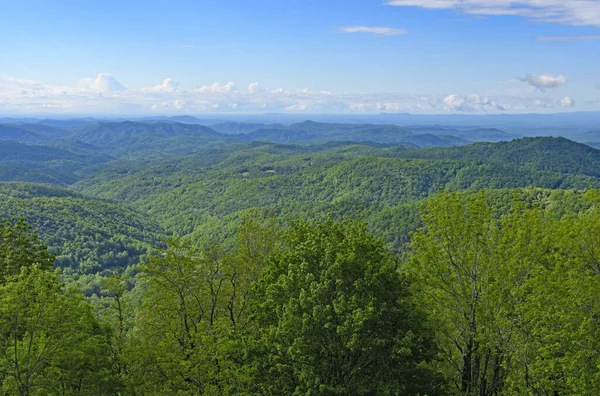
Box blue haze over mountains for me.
[2,112,600,275]
[1,112,600,188]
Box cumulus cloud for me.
[142,78,180,92]
[0,73,588,115]
[519,73,566,91]
[443,94,506,112]
[248,82,268,94]
[559,96,575,107]
[78,73,127,93]
[196,82,236,93]
[337,26,408,36]
[385,0,600,28]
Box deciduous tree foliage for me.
[411,190,600,395]
[250,219,442,395]
[0,218,54,282]
[0,219,118,395]
[126,217,279,395]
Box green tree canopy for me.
[0,218,54,282]
[251,219,442,395]
[0,266,118,395]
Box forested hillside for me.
[0,183,166,275]
[1,119,600,394]
[403,136,600,177]
[72,139,600,248]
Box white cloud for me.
[284,104,308,112]
[559,96,575,107]
[196,82,236,93]
[537,35,600,42]
[519,73,566,91]
[78,73,127,93]
[248,82,268,94]
[443,94,465,108]
[385,0,600,28]
[1,75,59,96]
[338,26,408,36]
[443,94,506,112]
[0,73,590,115]
[142,78,180,92]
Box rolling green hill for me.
[239,121,414,143]
[400,136,600,177]
[210,122,286,134]
[409,127,515,142]
[0,141,113,185]
[0,124,45,144]
[233,121,473,147]
[74,121,237,159]
[0,182,167,275]
[72,139,600,250]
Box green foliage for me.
[0,217,54,283]
[125,217,279,394]
[74,121,236,160]
[403,136,600,177]
[0,141,110,186]
[73,140,600,252]
[0,267,119,395]
[3,121,600,394]
[237,120,469,147]
[0,183,166,276]
[411,190,600,395]
[250,219,443,395]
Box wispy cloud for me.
[519,73,566,91]
[385,1,600,28]
[536,35,600,42]
[337,26,408,36]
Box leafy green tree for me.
[251,219,442,395]
[0,266,118,395]
[411,189,600,395]
[0,218,54,282]
[507,200,600,395]
[410,191,523,395]
[98,274,135,389]
[127,217,279,395]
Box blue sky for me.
[1,0,599,115]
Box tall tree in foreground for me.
[0,218,118,395]
[251,219,443,395]
[511,197,600,395]
[410,191,525,395]
[126,217,279,395]
[411,190,600,395]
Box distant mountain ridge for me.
[230,121,473,147]
[73,121,237,159]
[400,136,600,178]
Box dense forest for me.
[1,118,600,394]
